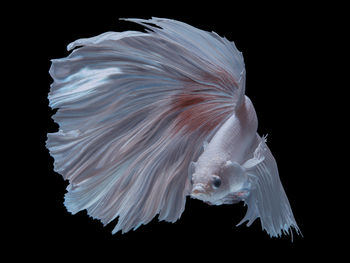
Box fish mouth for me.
[191,183,210,199]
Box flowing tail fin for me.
[47,18,246,233]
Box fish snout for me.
[191,183,209,197]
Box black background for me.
[14,1,337,261]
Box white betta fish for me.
[47,17,300,238]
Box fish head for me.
[190,160,247,205]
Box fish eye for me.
[212,177,222,188]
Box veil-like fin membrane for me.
[47,18,245,233]
[240,135,301,238]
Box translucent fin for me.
[47,18,246,233]
[239,135,301,238]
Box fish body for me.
[191,95,257,203]
[47,17,300,237]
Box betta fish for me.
[47,17,300,238]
